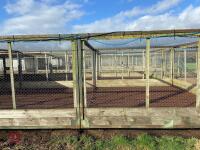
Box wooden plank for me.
[84,107,200,128]
[0,109,77,129]
[86,79,168,87]
[0,109,76,118]
[0,118,77,129]
[162,78,196,95]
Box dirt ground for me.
[87,86,196,107]
[0,85,196,109]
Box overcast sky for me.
[0,0,199,35]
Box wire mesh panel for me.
[174,49,197,83]
[0,41,74,109]
[85,42,146,108]
[149,37,197,107]
[150,50,162,79]
[186,50,197,85]
[0,54,12,109]
[174,50,184,79]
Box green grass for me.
[0,133,199,150]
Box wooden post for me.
[83,50,87,107]
[170,48,174,84]
[196,38,200,108]
[7,42,16,109]
[3,57,6,80]
[145,38,150,108]
[72,39,85,123]
[72,41,78,108]
[45,53,49,81]
[92,50,97,87]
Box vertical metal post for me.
[170,48,174,84]
[49,56,53,75]
[132,54,134,66]
[18,52,23,88]
[111,55,114,68]
[196,38,200,108]
[115,52,117,77]
[155,52,157,77]
[128,52,130,77]
[143,50,145,79]
[164,50,167,78]
[161,49,164,79]
[184,49,187,81]
[8,42,16,109]
[92,50,97,87]
[135,56,138,66]
[100,55,102,76]
[34,57,38,74]
[97,53,100,80]
[196,51,198,75]
[122,51,124,80]
[146,38,150,108]
[45,53,49,81]
[3,57,6,80]
[95,53,98,81]
[177,52,180,77]
[65,52,68,80]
